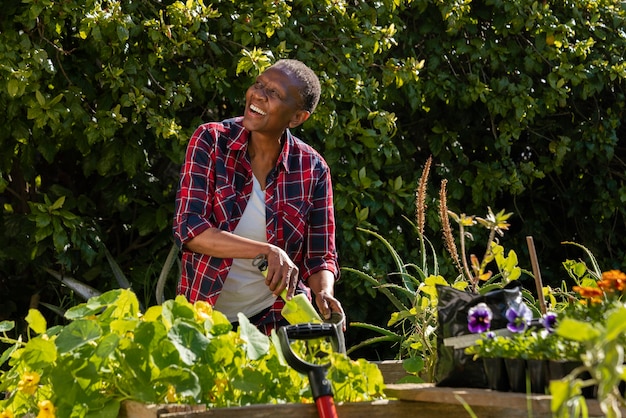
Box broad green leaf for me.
[26,309,47,334]
[95,333,120,358]
[156,365,201,399]
[86,400,121,418]
[168,321,210,365]
[56,319,102,353]
[110,289,140,319]
[162,295,196,330]
[403,356,425,374]
[20,337,58,368]
[605,307,626,342]
[556,318,601,342]
[110,318,139,335]
[232,367,265,392]
[237,313,270,360]
[116,25,129,42]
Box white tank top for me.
[213,176,276,322]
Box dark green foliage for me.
[1,0,624,360]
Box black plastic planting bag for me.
[434,281,524,388]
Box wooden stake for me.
[526,236,547,315]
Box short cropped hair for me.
[271,59,321,114]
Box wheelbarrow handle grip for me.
[315,395,339,418]
[282,322,337,339]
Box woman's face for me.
[242,67,308,139]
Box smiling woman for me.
[172,59,345,336]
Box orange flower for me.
[600,270,626,292]
[573,285,604,303]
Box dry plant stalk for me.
[415,156,432,236]
[439,179,463,276]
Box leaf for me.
[233,368,266,392]
[168,320,210,366]
[110,288,140,319]
[7,79,19,97]
[35,89,46,106]
[20,337,58,368]
[116,25,129,42]
[0,320,15,332]
[156,365,201,399]
[237,313,270,360]
[556,318,601,342]
[26,309,47,334]
[605,307,626,343]
[56,319,102,353]
[86,400,121,418]
[403,356,425,374]
[95,333,120,358]
[0,342,20,367]
[161,295,196,330]
[104,246,132,289]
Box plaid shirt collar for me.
[225,117,295,173]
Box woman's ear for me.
[289,109,311,129]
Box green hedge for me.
[1,0,624,359]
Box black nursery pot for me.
[482,357,510,391]
[527,359,549,394]
[504,358,527,393]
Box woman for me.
[172,59,344,335]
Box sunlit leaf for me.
[25,309,47,334]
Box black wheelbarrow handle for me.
[277,323,339,376]
[277,324,340,418]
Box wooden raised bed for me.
[119,361,622,418]
[121,384,620,418]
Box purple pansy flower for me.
[505,303,533,333]
[468,303,493,334]
[539,311,558,333]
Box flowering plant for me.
[465,300,583,362]
[550,259,626,418]
[0,289,384,418]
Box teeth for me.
[250,104,266,116]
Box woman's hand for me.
[308,270,346,331]
[264,245,299,298]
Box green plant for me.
[549,248,626,418]
[2,0,626,366]
[466,325,584,362]
[344,157,531,382]
[0,289,384,417]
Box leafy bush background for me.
[1,0,624,359]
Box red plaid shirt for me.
[173,117,339,326]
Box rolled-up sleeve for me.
[173,125,216,248]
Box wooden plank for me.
[122,383,625,418]
[385,383,552,415]
[158,399,532,418]
[119,401,206,418]
[384,383,622,418]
